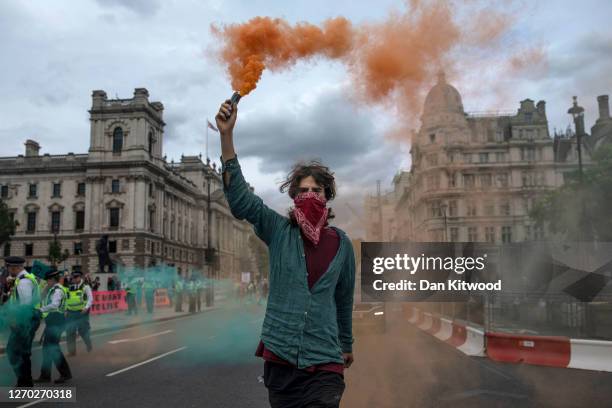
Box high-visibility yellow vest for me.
[42,285,66,318]
[66,283,89,312]
[10,272,41,309]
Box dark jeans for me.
[66,310,92,354]
[263,361,345,408]
[40,314,71,379]
[126,293,137,315]
[7,314,40,386]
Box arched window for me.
[113,127,123,153]
[148,131,154,155]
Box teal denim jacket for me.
[221,155,355,368]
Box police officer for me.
[35,268,72,384]
[143,278,156,314]
[4,256,41,387]
[175,277,184,312]
[65,271,93,356]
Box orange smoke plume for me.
[211,1,538,123]
[211,16,354,96]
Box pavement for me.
[1,306,612,407]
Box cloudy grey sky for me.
[1,0,611,238]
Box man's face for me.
[297,176,325,199]
[73,276,82,284]
[7,264,22,277]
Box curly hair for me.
[279,160,336,223]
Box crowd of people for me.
[0,256,94,386]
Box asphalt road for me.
[1,305,612,408]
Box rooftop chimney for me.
[536,100,546,117]
[24,140,40,157]
[597,95,610,120]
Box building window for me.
[149,183,154,198]
[449,227,459,242]
[448,172,456,188]
[75,210,85,230]
[429,201,442,218]
[24,243,33,257]
[74,242,83,255]
[51,211,61,233]
[485,227,495,243]
[479,153,489,163]
[109,208,120,228]
[429,133,436,143]
[463,153,472,163]
[521,147,535,161]
[113,127,123,153]
[52,183,61,198]
[148,131,155,155]
[467,227,478,242]
[26,212,37,232]
[464,174,475,188]
[111,179,120,193]
[480,174,492,188]
[3,243,10,257]
[77,182,86,196]
[499,200,511,216]
[448,200,458,217]
[501,226,512,243]
[28,184,37,198]
[149,210,155,232]
[495,152,506,163]
[1,185,8,198]
[122,239,130,250]
[108,240,117,253]
[466,201,477,217]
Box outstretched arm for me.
[215,100,285,245]
[215,99,238,188]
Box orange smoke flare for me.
[211,16,354,96]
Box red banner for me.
[91,290,127,315]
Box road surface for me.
[1,305,612,407]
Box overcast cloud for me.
[0,0,610,238]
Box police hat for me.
[71,270,83,277]
[4,256,26,266]
[45,267,61,280]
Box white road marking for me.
[17,398,47,407]
[106,346,188,377]
[108,330,173,344]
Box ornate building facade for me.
[365,73,609,243]
[0,88,256,281]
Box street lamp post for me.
[205,164,215,307]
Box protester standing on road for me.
[216,99,355,407]
[65,271,93,356]
[4,256,41,387]
[36,268,72,384]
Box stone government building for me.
[365,73,612,242]
[0,88,257,282]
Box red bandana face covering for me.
[292,191,329,246]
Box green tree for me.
[531,144,612,241]
[0,198,17,248]
[48,236,70,266]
